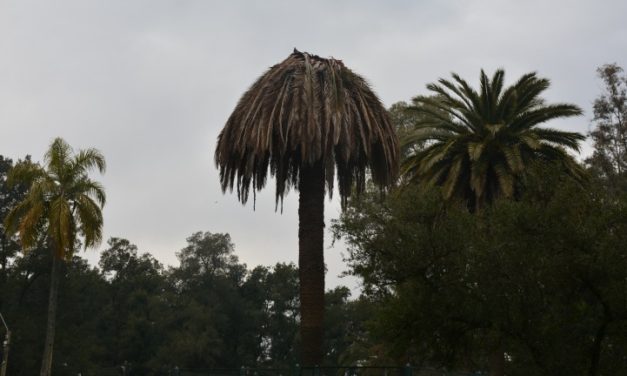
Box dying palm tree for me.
[4,138,106,376]
[402,69,585,211]
[215,49,399,365]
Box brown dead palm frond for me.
[215,49,399,207]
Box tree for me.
[0,156,27,296]
[3,138,106,376]
[334,172,627,375]
[215,49,399,365]
[98,238,167,373]
[587,63,627,193]
[402,69,585,210]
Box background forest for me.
[1,64,626,376]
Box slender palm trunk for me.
[298,161,325,366]
[489,339,505,376]
[40,255,61,376]
[588,320,608,376]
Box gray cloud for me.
[1,0,625,290]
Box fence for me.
[92,365,481,376]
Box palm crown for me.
[215,49,399,207]
[402,69,585,208]
[4,137,106,258]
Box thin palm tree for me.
[4,138,106,376]
[215,49,399,365]
[402,69,585,211]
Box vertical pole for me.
[0,331,10,376]
[403,363,411,376]
[0,312,10,376]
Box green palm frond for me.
[468,142,485,161]
[4,137,106,259]
[75,194,104,249]
[510,104,582,131]
[502,144,524,173]
[470,158,489,199]
[533,128,585,151]
[48,197,72,257]
[411,96,476,132]
[71,148,107,176]
[45,138,73,180]
[494,162,514,198]
[401,69,585,209]
[72,178,107,207]
[442,155,464,198]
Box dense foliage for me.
[0,233,365,375]
[0,155,365,374]
[333,169,627,375]
[329,66,627,375]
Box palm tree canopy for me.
[402,69,585,206]
[215,49,399,207]
[4,138,106,259]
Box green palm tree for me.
[402,69,585,211]
[215,49,399,365]
[4,138,105,376]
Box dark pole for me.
[0,313,9,376]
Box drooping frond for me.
[49,197,73,258]
[71,148,107,176]
[215,49,399,207]
[74,194,104,249]
[72,177,107,207]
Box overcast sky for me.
[1,0,626,291]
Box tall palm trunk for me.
[40,255,61,376]
[298,161,325,366]
[489,339,505,376]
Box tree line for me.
[0,204,362,374]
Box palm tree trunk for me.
[588,320,608,376]
[298,161,325,366]
[40,255,61,376]
[489,336,505,376]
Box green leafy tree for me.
[334,170,627,376]
[3,138,106,376]
[402,69,584,210]
[215,49,399,365]
[587,63,627,194]
[1,250,108,375]
[98,238,167,373]
[0,156,28,299]
[260,263,300,367]
[163,232,254,369]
